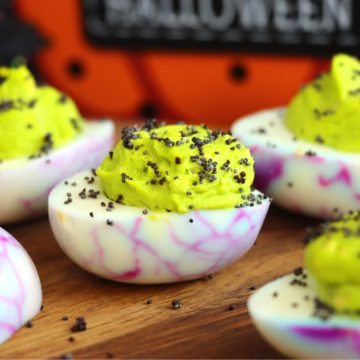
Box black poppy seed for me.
[64,198,72,205]
[79,188,86,199]
[67,192,72,197]
[116,195,123,203]
[249,286,256,291]
[189,218,194,223]
[121,173,133,183]
[59,94,68,103]
[186,191,192,195]
[28,99,37,108]
[175,157,181,164]
[305,150,317,157]
[142,209,149,215]
[109,151,113,159]
[91,168,97,176]
[189,205,193,209]
[108,202,114,209]
[64,181,69,185]
[227,304,236,311]
[106,219,113,226]
[25,320,33,328]
[68,336,75,343]
[146,299,153,305]
[0,100,13,111]
[89,212,94,218]
[70,118,80,131]
[292,302,299,308]
[71,316,87,332]
[293,267,303,276]
[62,315,69,321]
[171,299,182,310]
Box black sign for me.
[82,0,360,55]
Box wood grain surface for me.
[0,122,317,359]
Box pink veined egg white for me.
[232,54,360,219]
[0,227,42,344]
[248,212,360,359]
[48,121,270,284]
[0,65,114,224]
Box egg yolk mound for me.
[0,66,84,160]
[286,54,360,152]
[305,211,360,313]
[97,120,255,213]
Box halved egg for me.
[0,227,42,344]
[232,108,360,219]
[248,271,360,359]
[48,170,270,284]
[0,120,114,224]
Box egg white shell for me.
[248,272,360,359]
[48,170,270,284]
[232,108,360,219]
[0,227,42,344]
[0,120,114,224]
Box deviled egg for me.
[49,120,270,284]
[0,65,114,224]
[0,227,42,344]
[232,54,360,219]
[248,211,360,359]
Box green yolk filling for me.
[286,54,360,153]
[0,66,84,160]
[97,121,256,213]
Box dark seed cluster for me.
[71,316,87,332]
[304,210,360,244]
[112,119,258,210]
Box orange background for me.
[15,0,329,126]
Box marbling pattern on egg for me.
[232,108,360,219]
[0,121,114,224]
[248,272,360,359]
[48,171,270,284]
[0,228,42,344]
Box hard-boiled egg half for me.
[0,227,42,344]
[248,211,360,359]
[0,66,114,224]
[49,120,270,284]
[232,54,360,219]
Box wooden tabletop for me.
[0,121,318,359]
[0,204,316,359]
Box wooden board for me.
[0,122,317,359]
